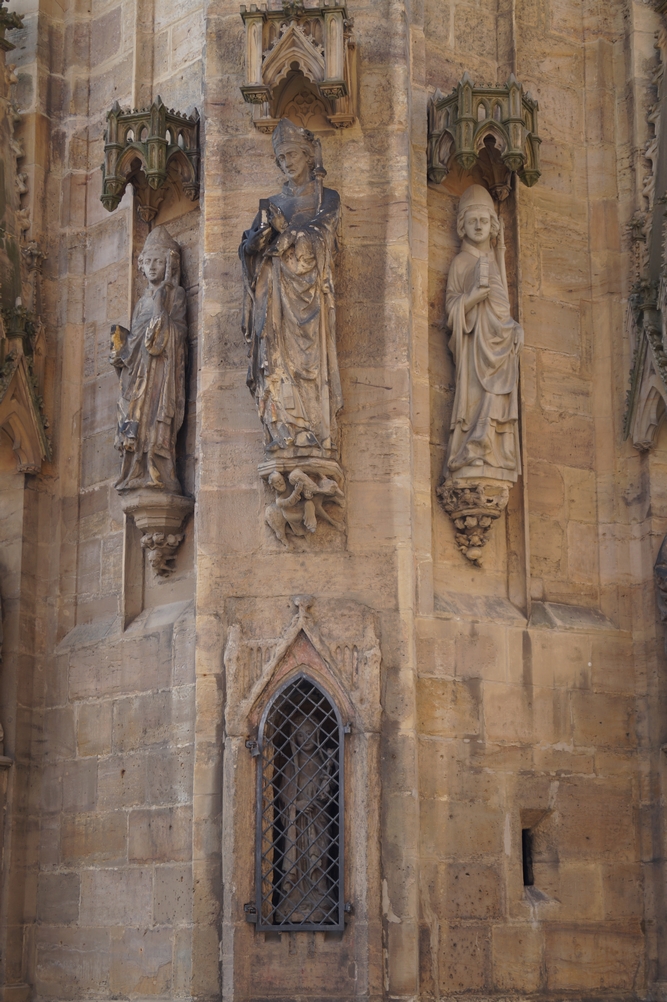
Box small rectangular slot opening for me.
[521,828,534,886]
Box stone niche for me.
[222,596,382,999]
[239,1,356,132]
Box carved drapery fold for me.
[240,119,345,543]
[436,184,523,565]
[0,307,50,474]
[240,2,356,132]
[110,226,192,577]
[624,31,667,450]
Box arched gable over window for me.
[255,672,345,932]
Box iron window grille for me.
[255,673,345,932]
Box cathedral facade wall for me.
[0,1,665,1001]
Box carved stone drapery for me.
[240,2,356,132]
[101,98,200,221]
[654,534,667,623]
[110,226,191,576]
[240,119,345,543]
[0,306,50,474]
[428,73,541,198]
[624,31,667,449]
[436,184,523,564]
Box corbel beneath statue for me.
[239,2,356,132]
[437,480,509,566]
[0,305,50,474]
[428,73,541,199]
[100,97,200,221]
[120,490,194,578]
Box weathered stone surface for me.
[0,1,664,1001]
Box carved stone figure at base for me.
[264,467,345,546]
[437,184,522,565]
[240,118,345,542]
[110,226,191,576]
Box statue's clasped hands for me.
[267,203,297,256]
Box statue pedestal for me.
[120,489,194,577]
[437,477,510,565]
[258,457,345,546]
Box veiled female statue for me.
[277,716,336,924]
[445,184,523,483]
[240,118,342,460]
[110,225,187,494]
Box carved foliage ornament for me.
[101,97,200,220]
[437,480,509,565]
[240,1,356,131]
[428,73,541,199]
[0,1,22,52]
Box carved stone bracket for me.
[240,1,356,132]
[259,457,345,545]
[120,490,193,577]
[428,73,541,197]
[437,479,509,566]
[101,97,200,219]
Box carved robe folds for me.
[446,245,521,481]
[240,118,345,545]
[110,225,192,576]
[438,184,523,565]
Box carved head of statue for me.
[138,225,181,288]
[457,184,500,246]
[290,715,319,754]
[272,118,320,186]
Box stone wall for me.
[0,1,664,1001]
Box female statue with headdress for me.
[240,118,342,460]
[445,184,523,482]
[110,225,187,494]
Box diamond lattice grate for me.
[257,676,343,929]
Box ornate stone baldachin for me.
[427,73,541,195]
[101,97,200,217]
[240,1,356,130]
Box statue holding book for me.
[109,225,192,576]
[438,184,524,564]
[240,118,345,543]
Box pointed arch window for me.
[255,673,344,931]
